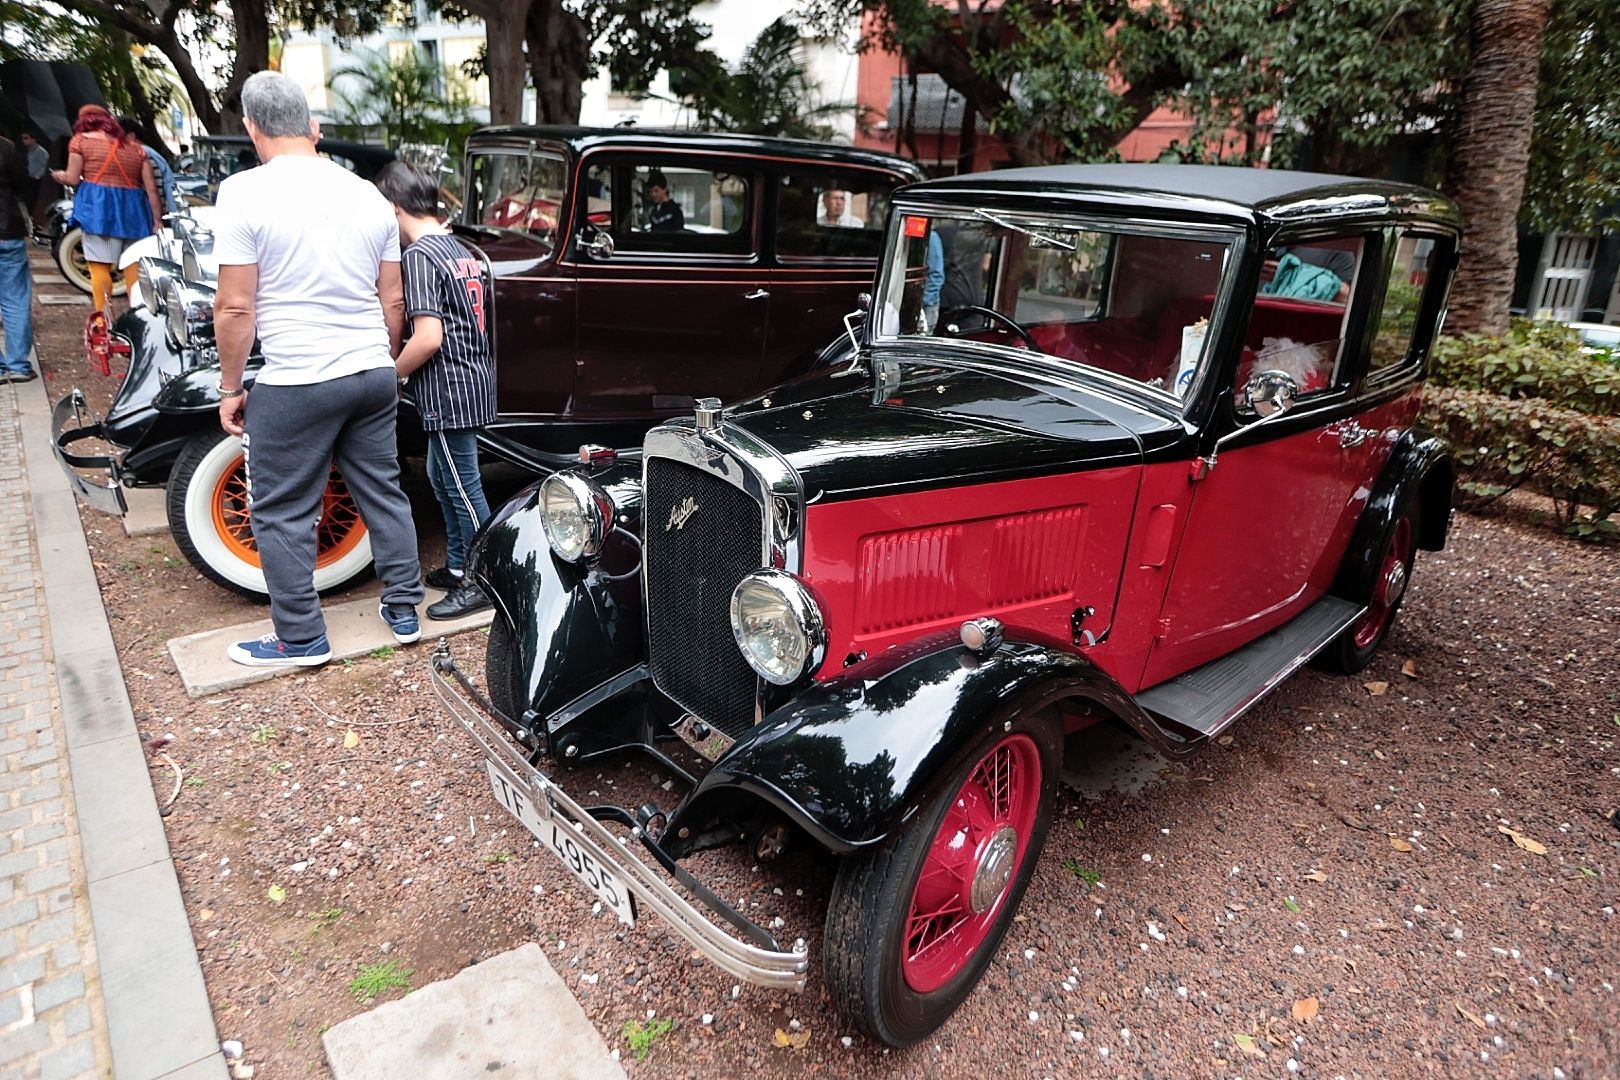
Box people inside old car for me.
[818,188,863,228]
[645,169,684,232]
[375,160,497,621]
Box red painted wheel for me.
[824,710,1059,1047]
[1319,505,1420,674]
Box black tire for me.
[53,227,127,298]
[1317,504,1420,674]
[823,709,1061,1047]
[166,432,374,599]
[484,617,523,723]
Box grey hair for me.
[241,71,312,139]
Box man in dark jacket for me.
[0,134,37,382]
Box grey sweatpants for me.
[244,367,424,642]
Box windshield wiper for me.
[972,208,1075,251]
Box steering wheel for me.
[936,304,1038,349]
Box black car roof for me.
[467,124,926,178]
[906,163,1460,228]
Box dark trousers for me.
[245,367,423,642]
[426,428,491,571]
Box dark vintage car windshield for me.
[465,149,570,248]
[876,210,1239,403]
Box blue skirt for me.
[71,181,151,240]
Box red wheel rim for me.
[1352,516,1414,650]
[902,732,1042,994]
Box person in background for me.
[645,169,683,232]
[213,71,423,668]
[48,105,161,314]
[922,229,945,332]
[120,117,177,215]
[373,161,496,620]
[818,189,863,229]
[0,133,37,382]
[18,130,47,212]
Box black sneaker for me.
[424,565,464,590]
[426,581,493,621]
[5,368,37,383]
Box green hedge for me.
[1430,319,1619,417]
[1420,386,1620,539]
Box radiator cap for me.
[694,397,722,431]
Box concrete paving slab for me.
[68,734,174,881]
[89,861,223,1079]
[168,593,494,698]
[323,943,627,1080]
[153,1053,231,1080]
[38,293,90,306]
[122,486,170,537]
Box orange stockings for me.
[87,263,137,313]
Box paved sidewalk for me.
[0,370,227,1079]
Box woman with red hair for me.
[49,105,162,314]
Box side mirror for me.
[1243,368,1299,419]
[577,227,614,261]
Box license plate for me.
[485,762,637,925]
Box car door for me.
[1139,229,1382,687]
[570,154,769,416]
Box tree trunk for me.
[455,0,534,124]
[526,0,588,124]
[1445,0,1553,336]
[216,0,272,134]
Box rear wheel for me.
[823,710,1060,1047]
[166,432,373,599]
[1319,506,1418,674]
[53,227,127,298]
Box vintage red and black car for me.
[49,126,921,598]
[442,162,1460,1045]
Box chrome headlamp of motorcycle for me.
[163,278,216,348]
[539,472,614,562]
[729,570,826,685]
[138,257,181,314]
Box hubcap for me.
[970,826,1018,913]
[1384,562,1407,606]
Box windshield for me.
[876,210,1236,400]
[465,150,569,246]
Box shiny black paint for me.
[1334,429,1453,604]
[663,635,1188,857]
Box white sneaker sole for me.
[379,606,422,644]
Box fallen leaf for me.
[1364,681,1389,696]
[1400,659,1418,678]
[1373,749,1386,760]
[1339,813,1369,832]
[1497,825,1547,855]
[1173,914,1190,930]
[1455,1002,1487,1030]
[1291,997,1320,1022]
[198,908,215,922]
[1303,869,1328,883]
[772,1028,810,1050]
[1388,835,1414,852]
[1233,1032,1266,1057]
[1226,901,1248,912]
[1283,898,1301,913]
[343,729,361,749]
[267,884,287,905]
[1216,735,1234,747]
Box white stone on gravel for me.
[221,1040,243,1060]
[1069,1030,1084,1042]
[1028,1011,1039,1023]
[841,1036,853,1048]
[1147,923,1166,943]
[702,1014,713,1025]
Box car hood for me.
[722,360,1186,502]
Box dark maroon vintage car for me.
[433,164,1460,1044]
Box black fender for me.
[468,462,646,730]
[666,635,1183,857]
[1335,428,1452,601]
[151,360,262,415]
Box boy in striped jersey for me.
[376,162,496,620]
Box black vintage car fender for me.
[665,635,1188,858]
[1335,428,1453,600]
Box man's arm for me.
[213,263,258,436]
[378,260,405,358]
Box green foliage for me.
[620,1017,673,1060]
[678,17,853,139]
[251,723,278,745]
[1525,0,1620,232]
[586,0,712,100]
[327,48,474,151]
[348,960,413,1002]
[1431,321,1619,417]
[1062,858,1101,885]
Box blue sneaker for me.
[227,633,332,668]
[379,603,421,644]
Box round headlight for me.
[539,472,612,562]
[163,277,188,345]
[729,570,826,685]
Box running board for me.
[1134,595,1364,740]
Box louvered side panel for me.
[984,506,1087,606]
[856,525,963,634]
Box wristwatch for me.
[217,383,246,398]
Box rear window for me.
[776,170,900,260]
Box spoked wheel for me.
[824,711,1060,1047]
[1319,507,1418,674]
[166,432,373,598]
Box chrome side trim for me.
[431,652,809,991]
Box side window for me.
[1369,232,1440,377]
[1243,236,1365,400]
[777,170,898,259]
[585,160,754,256]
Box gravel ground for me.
[29,296,1620,1079]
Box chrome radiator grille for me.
[644,456,764,737]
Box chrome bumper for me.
[429,646,810,991]
[51,390,128,516]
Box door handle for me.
[743,288,769,300]
[1337,422,1371,448]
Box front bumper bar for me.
[429,645,810,991]
[51,390,128,516]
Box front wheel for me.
[1318,506,1418,674]
[823,710,1060,1047]
[166,432,373,599]
[53,227,127,298]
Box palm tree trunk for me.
[1445,0,1553,336]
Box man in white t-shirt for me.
[213,70,423,668]
[817,189,863,229]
